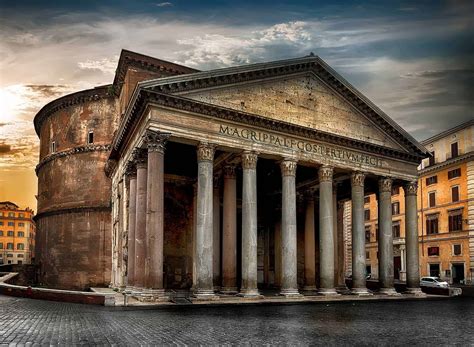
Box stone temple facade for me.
[35,50,428,298]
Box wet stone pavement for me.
[0,294,473,346]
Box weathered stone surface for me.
[184,75,403,150]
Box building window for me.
[448,209,463,232]
[17,243,24,250]
[366,251,370,260]
[8,221,14,226]
[8,212,14,217]
[87,131,94,144]
[375,225,379,241]
[428,191,436,207]
[428,152,435,166]
[392,222,400,238]
[19,213,24,218]
[0,243,3,249]
[448,168,461,179]
[428,246,440,256]
[426,214,439,235]
[453,244,462,256]
[364,196,370,204]
[451,186,460,202]
[17,261,23,265]
[392,202,400,215]
[364,209,370,221]
[51,141,56,153]
[426,175,437,186]
[451,142,458,158]
[0,221,3,225]
[391,186,400,196]
[17,254,24,258]
[365,226,371,242]
[18,231,24,237]
[7,254,13,258]
[0,231,3,236]
[7,231,14,236]
[7,243,13,250]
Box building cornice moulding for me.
[33,85,114,136]
[34,205,111,221]
[419,151,474,175]
[36,144,111,174]
[110,89,423,166]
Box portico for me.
[108,55,428,301]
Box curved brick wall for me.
[35,88,118,290]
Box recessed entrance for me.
[452,263,465,284]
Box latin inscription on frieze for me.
[219,125,383,167]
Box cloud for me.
[156,2,172,7]
[77,56,119,75]
[176,21,312,68]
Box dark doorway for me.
[429,263,440,277]
[452,264,465,284]
[394,256,401,280]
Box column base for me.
[220,287,239,295]
[279,288,304,298]
[379,287,401,296]
[319,288,341,296]
[404,287,426,296]
[238,289,263,299]
[192,289,220,301]
[131,286,144,295]
[351,287,373,296]
[213,285,221,292]
[138,289,170,302]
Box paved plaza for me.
[1,295,472,345]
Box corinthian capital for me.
[242,151,258,170]
[223,165,236,179]
[351,171,365,187]
[144,130,171,153]
[133,148,147,169]
[378,177,393,193]
[404,180,418,196]
[319,165,333,182]
[125,160,137,178]
[197,143,216,162]
[280,159,297,177]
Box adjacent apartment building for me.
[0,201,36,265]
[351,120,473,285]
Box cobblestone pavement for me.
[1,294,473,346]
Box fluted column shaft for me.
[280,159,300,296]
[319,166,337,295]
[134,149,148,289]
[303,193,316,291]
[126,164,137,289]
[240,152,260,297]
[351,171,370,294]
[222,166,237,293]
[404,181,422,294]
[194,143,216,297]
[378,178,397,294]
[144,131,169,295]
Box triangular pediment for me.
[110,55,428,161]
[181,74,404,151]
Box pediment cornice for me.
[109,89,424,164]
[139,56,427,157]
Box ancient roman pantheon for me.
[34,50,428,300]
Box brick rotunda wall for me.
[35,87,118,290]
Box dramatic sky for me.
[0,0,473,210]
